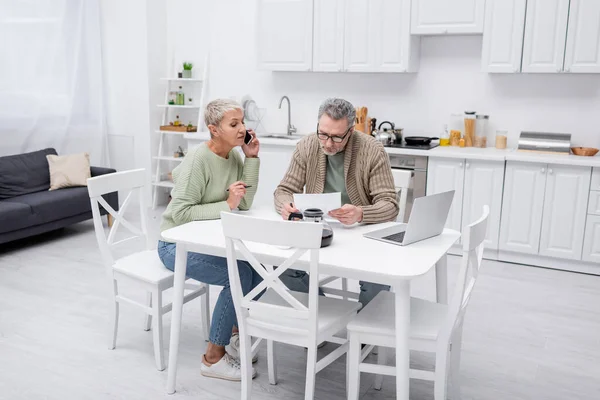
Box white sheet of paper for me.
[293,192,342,214]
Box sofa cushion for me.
[3,187,91,225]
[0,201,37,234]
[0,148,57,199]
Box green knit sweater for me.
[160,143,260,236]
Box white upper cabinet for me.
[461,160,505,251]
[344,0,418,72]
[411,0,485,35]
[521,0,570,73]
[539,165,591,260]
[426,158,465,234]
[313,0,345,72]
[499,161,547,254]
[481,0,527,73]
[564,0,600,73]
[256,0,314,71]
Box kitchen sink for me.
[262,134,305,140]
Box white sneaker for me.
[200,353,257,381]
[228,333,258,364]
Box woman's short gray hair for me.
[318,98,356,128]
[204,98,243,128]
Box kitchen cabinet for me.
[500,161,592,260]
[344,0,418,72]
[588,191,600,216]
[411,0,485,35]
[521,0,571,73]
[481,0,527,73]
[461,160,505,250]
[426,158,465,233]
[499,162,547,254]
[539,165,591,260]
[564,0,600,73]
[582,215,600,263]
[256,0,314,71]
[313,0,345,72]
[591,168,600,190]
[427,158,505,251]
[253,147,294,208]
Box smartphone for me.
[244,130,253,145]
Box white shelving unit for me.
[152,55,209,209]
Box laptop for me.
[363,190,455,246]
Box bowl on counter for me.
[571,147,599,157]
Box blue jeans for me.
[279,269,390,308]
[157,240,262,347]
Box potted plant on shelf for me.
[182,62,193,78]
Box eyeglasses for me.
[316,124,353,143]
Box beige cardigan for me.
[274,131,399,224]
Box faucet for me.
[278,95,297,136]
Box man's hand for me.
[281,202,300,221]
[226,181,247,210]
[242,129,260,158]
[328,204,363,225]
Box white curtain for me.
[0,0,108,166]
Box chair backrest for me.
[87,169,150,270]
[440,205,489,342]
[220,211,323,333]
[392,169,412,222]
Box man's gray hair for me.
[204,98,243,128]
[318,98,356,128]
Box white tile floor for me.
[1,207,599,400]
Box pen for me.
[226,185,252,192]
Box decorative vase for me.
[182,70,192,79]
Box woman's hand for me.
[226,181,247,210]
[242,129,260,158]
[281,202,300,221]
[329,204,363,225]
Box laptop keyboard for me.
[382,231,406,243]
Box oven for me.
[388,154,428,223]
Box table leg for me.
[166,243,188,394]
[435,254,448,304]
[394,280,410,400]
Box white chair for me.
[221,211,361,400]
[87,168,210,371]
[346,205,490,400]
[319,169,413,301]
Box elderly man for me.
[274,97,399,307]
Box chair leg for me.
[347,333,361,400]
[152,288,165,371]
[107,213,114,227]
[434,346,450,400]
[341,278,348,301]
[201,284,211,342]
[267,339,278,385]
[374,346,387,390]
[144,291,152,331]
[240,332,253,400]
[304,342,318,400]
[108,279,119,350]
[450,330,463,400]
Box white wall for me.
[164,0,600,149]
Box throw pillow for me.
[46,152,91,191]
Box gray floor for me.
[1,208,599,400]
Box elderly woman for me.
[157,98,261,381]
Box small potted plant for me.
[182,62,193,78]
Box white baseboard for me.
[498,251,600,276]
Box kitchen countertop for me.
[184,132,600,168]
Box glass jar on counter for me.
[464,111,476,147]
[449,113,463,146]
[475,114,489,148]
[495,130,508,149]
[440,124,450,146]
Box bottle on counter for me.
[464,111,476,147]
[440,124,450,146]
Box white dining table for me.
[161,207,460,399]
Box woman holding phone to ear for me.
[157,98,262,381]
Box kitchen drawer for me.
[592,168,600,191]
[589,191,600,216]
[582,215,600,263]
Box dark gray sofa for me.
[0,148,118,245]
